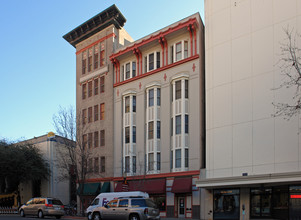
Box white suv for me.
[92,197,160,220]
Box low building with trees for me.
[18,132,76,205]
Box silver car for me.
[19,197,65,219]
[92,197,160,220]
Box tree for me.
[273,27,301,119]
[52,105,93,216]
[0,140,49,194]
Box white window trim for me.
[172,40,189,63]
[145,51,160,73]
[122,61,136,81]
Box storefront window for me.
[290,186,301,218]
[213,189,240,220]
[250,188,272,218]
[272,186,288,219]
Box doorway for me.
[178,197,185,218]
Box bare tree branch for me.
[273,27,301,120]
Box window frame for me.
[100,130,105,147]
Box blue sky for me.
[0,0,204,142]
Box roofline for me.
[63,4,126,48]
[110,12,202,60]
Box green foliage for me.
[0,140,50,193]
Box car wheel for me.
[55,216,62,219]
[93,212,101,220]
[20,209,25,217]
[130,214,140,220]
[38,210,44,218]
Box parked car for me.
[86,191,149,220]
[19,197,64,219]
[92,196,160,220]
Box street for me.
[0,215,84,220]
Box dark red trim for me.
[110,18,198,60]
[114,55,199,87]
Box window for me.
[100,50,105,67]
[133,156,136,173]
[100,76,105,93]
[88,107,92,123]
[94,131,99,148]
[185,149,188,167]
[82,59,87,75]
[125,127,130,143]
[125,63,130,79]
[176,42,182,61]
[119,199,129,207]
[100,130,105,146]
[88,56,92,72]
[185,115,189,134]
[100,103,105,120]
[184,41,188,59]
[88,133,92,148]
[94,105,99,121]
[149,89,154,107]
[149,53,154,71]
[157,153,161,170]
[108,200,118,208]
[176,115,181,134]
[173,41,189,62]
[125,156,130,173]
[82,134,87,150]
[157,121,161,139]
[175,149,181,168]
[133,126,136,143]
[94,79,99,95]
[94,158,99,173]
[88,81,92,97]
[145,52,160,72]
[148,122,154,139]
[132,62,136,77]
[175,81,181,100]
[82,84,87,99]
[157,88,161,106]
[94,52,99,69]
[148,153,154,171]
[82,109,87,125]
[185,80,188,98]
[100,156,105,173]
[125,96,130,113]
[133,96,136,112]
[156,52,160,68]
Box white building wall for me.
[205,0,301,179]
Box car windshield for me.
[48,199,63,205]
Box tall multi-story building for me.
[198,1,301,220]
[64,5,205,218]
[111,12,205,219]
[63,5,133,209]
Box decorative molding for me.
[79,65,108,84]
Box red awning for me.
[115,179,166,194]
[171,177,192,193]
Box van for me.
[86,191,149,220]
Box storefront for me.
[209,185,301,220]
[114,175,200,219]
[197,172,301,220]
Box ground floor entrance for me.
[208,185,301,220]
